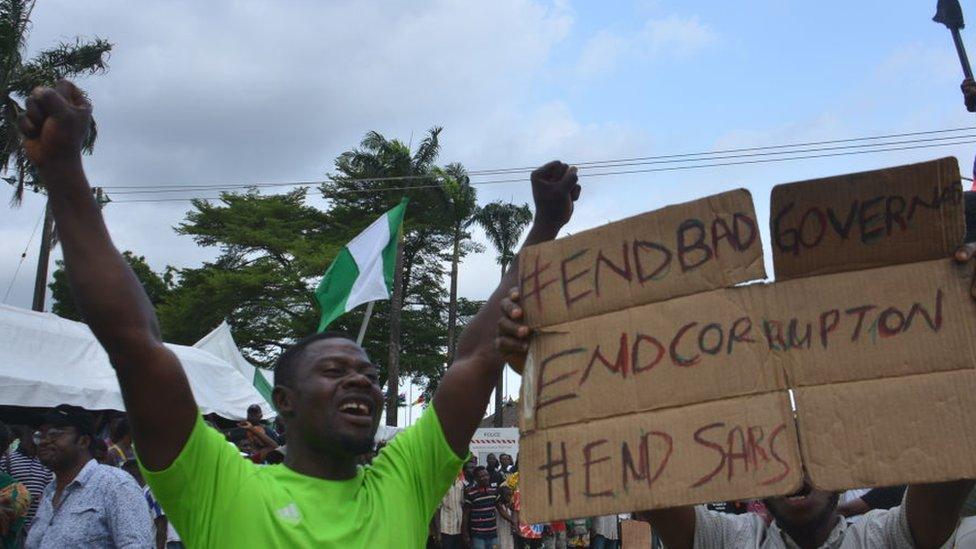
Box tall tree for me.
[50,251,171,322]
[160,189,336,366]
[0,0,111,311]
[434,162,481,363]
[0,0,111,201]
[474,200,533,426]
[321,127,452,426]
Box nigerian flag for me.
[315,198,408,331]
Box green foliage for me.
[159,189,336,366]
[50,251,171,322]
[0,0,112,202]
[321,127,456,387]
[475,200,533,271]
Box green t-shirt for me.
[141,406,464,548]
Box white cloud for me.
[576,13,716,76]
[1,0,658,312]
[640,15,716,57]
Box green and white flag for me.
[315,198,408,331]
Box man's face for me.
[500,454,513,468]
[475,468,490,487]
[487,454,498,468]
[36,424,87,471]
[247,406,262,424]
[765,481,839,532]
[463,462,476,481]
[279,339,384,458]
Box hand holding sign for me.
[497,288,530,374]
[954,241,976,299]
[531,161,581,230]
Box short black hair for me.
[110,417,130,443]
[474,465,487,473]
[42,404,95,438]
[0,421,11,454]
[274,331,358,389]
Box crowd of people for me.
[3,74,976,548]
[0,400,296,548]
[430,453,625,549]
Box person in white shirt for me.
[436,473,466,549]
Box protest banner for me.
[518,189,765,329]
[516,157,976,523]
[770,157,964,280]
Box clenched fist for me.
[18,80,92,172]
[531,160,581,229]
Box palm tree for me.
[433,163,481,364]
[1,0,111,201]
[474,200,533,427]
[323,127,451,426]
[0,0,111,311]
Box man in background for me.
[435,470,466,549]
[25,405,153,548]
[1,425,52,532]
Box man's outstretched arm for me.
[19,81,196,470]
[433,161,580,457]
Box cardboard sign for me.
[621,520,652,549]
[771,158,964,280]
[518,157,973,523]
[520,392,801,521]
[523,258,975,433]
[518,189,765,328]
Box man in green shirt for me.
[18,80,581,548]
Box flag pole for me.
[356,301,375,345]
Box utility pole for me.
[385,241,405,426]
[30,200,53,312]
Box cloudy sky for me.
[2,0,975,408]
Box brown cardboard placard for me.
[519,392,801,523]
[620,520,652,549]
[518,158,974,523]
[522,258,974,433]
[756,258,976,387]
[770,158,963,281]
[797,370,976,491]
[518,189,765,329]
[522,286,785,432]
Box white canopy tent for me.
[0,304,273,420]
[193,321,274,408]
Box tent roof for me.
[0,304,271,420]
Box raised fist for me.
[530,160,581,229]
[17,80,92,170]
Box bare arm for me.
[496,502,514,525]
[18,81,196,470]
[433,161,580,457]
[632,508,696,549]
[154,517,167,549]
[836,497,871,518]
[462,506,471,544]
[905,480,974,548]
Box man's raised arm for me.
[432,161,580,457]
[18,81,196,470]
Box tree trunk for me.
[494,259,507,427]
[31,201,54,312]
[446,236,460,364]
[385,242,406,426]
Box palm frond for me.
[411,126,441,172]
[474,201,533,264]
[9,37,111,95]
[0,0,33,73]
